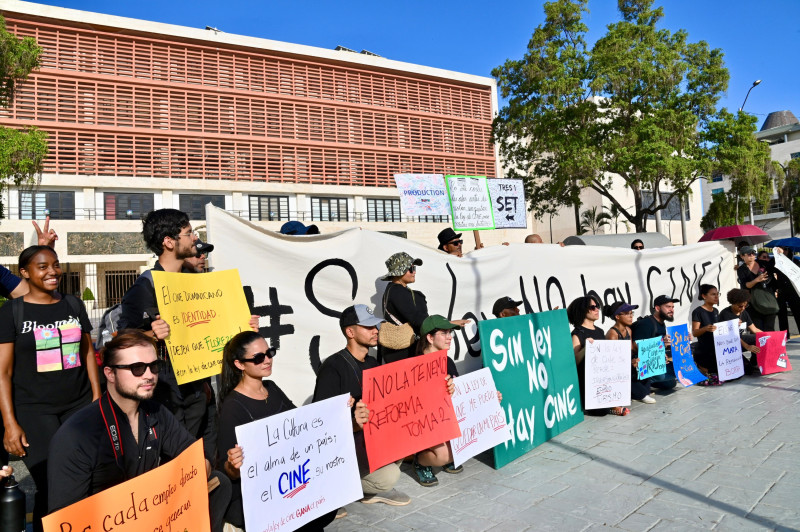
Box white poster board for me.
[713,318,745,381]
[235,394,362,532]
[449,368,511,467]
[584,340,632,409]
[774,252,800,295]
[445,175,495,231]
[487,178,527,229]
[393,174,450,216]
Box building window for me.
[641,191,691,221]
[418,215,450,223]
[367,199,401,222]
[711,188,724,195]
[710,173,723,183]
[19,191,75,220]
[104,270,138,307]
[179,194,225,220]
[311,197,348,221]
[791,152,800,160]
[104,192,154,220]
[249,195,290,221]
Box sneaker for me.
[441,462,463,474]
[636,395,656,404]
[361,489,411,506]
[335,507,347,519]
[412,459,438,487]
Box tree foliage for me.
[0,14,47,219]
[579,205,611,234]
[700,192,748,232]
[492,0,763,233]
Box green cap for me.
[420,314,461,337]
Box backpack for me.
[96,270,154,349]
[11,293,83,333]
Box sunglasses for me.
[448,240,463,246]
[239,349,277,365]
[633,246,644,250]
[108,360,164,377]
[588,305,599,311]
[407,265,416,273]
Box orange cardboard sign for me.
[43,440,210,532]
[362,349,461,472]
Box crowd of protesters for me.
[0,214,794,531]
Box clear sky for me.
[25,0,799,127]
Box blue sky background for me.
[31,0,799,126]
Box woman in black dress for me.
[567,295,629,416]
[737,246,777,331]
[217,331,336,530]
[691,284,722,385]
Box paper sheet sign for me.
[394,174,450,216]
[713,318,744,381]
[774,252,800,296]
[152,269,253,384]
[667,323,707,387]
[635,336,667,380]
[487,178,527,229]
[235,394,362,532]
[445,175,495,231]
[584,340,631,409]
[43,440,209,532]
[756,331,792,375]
[362,350,461,472]
[450,368,510,468]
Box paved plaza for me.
[10,345,799,532]
[331,346,800,532]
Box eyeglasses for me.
[239,349,277,365]
[588,305,599,311]
[407,265,416,273]
[744,251,756,256]
[108,360,164,377]
[633,246,644,250]
[448,240,463,247]
[175,231,196,239]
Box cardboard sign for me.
[152,269,253,384]
[584,340,631,409]
[479,310,583,469]
[393,174,450,216]
[774,252,800,296]
[450,368,511,468]
[445,175,495,231]
[362,350,461,472]
[43,440,209,532]
[235,394,362,532]
[756,331,792,375]
[667,323,707,387]
[713,318,745,381]
[635,336,667,380]
[487,178,527,229]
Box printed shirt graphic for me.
[35,321,83,372]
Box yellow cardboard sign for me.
[151,269,252,384]
[43,439,210,532]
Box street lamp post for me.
[739,79,762,112]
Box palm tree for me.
[605,203,631,234]
[579,206,612,235]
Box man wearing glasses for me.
[47,330,231,531]
[437,228,464,257]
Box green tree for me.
[579,206,611,234]
[493,0,739,233]
[700,192,748,231]
[0,14,47,219]
[770,158,800,232]
[605,203,630,233]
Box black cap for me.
[195,240,214,257]
[653,295,679,307]
[437,228,462,250]
[492,296,523,317]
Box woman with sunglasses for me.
[378,252,468,365]
[216,331,335,530]
[567,295,629,416]
[604,301,653,404]
[737,245,777,331]
[0,245,101,531]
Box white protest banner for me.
[774,252,800,295]
[235,394,362,532]
[450,368,511,467]
[584,340,632,409]
[207,206,737,405]
[713,318,745,381]
[393,174,450,216]
[445,175,495,230]
[487,178,527,229]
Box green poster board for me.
[479,310,584,469]
[445,175,496,231]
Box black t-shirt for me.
[0,297,92,412]
[719,307,753,333]
[313,348,379,403]
[737,260,775,291]
[216,382,295,467]
[380,283,429,363]
[691,306,719,355]
[47,395,195,512]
